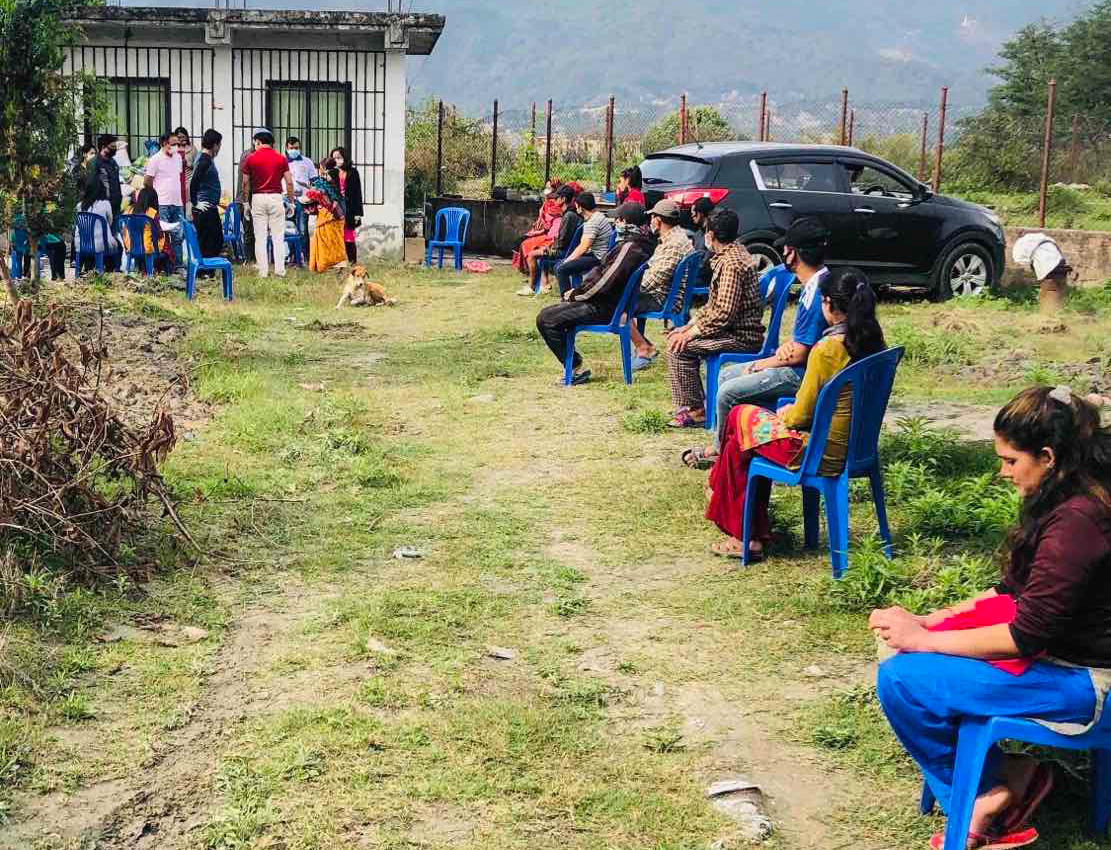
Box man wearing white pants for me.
[240,128,295,278]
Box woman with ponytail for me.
[871,387,1111,850]
[705,270,886,560]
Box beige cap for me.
[648,199,681,221]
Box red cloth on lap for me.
[929,594,1035,675]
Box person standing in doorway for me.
[144,131,185,269]
[241,128,295,278]
[328,147,362,264]
[190,129,224,276]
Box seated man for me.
[682,217,831,468]
[555,191,614,294]
[665,209,764,428]
[536,202,653,385]
[690,196,717,287]
[629,198,693,370]
[518,185,580,296]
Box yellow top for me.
[779,334,852,476]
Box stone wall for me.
[1004,226,1111,286]
[427,198,541,256]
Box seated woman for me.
[121,187,176,274]
[73,180,121,274]
[615,165,645,205]
[513,178,564,277]
[704,271,885,560]
[871,386,1111,850]
[304,169,347,273]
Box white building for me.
[63,7,445,259]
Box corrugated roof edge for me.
[62,7,446,55]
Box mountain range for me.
[405,0,1086,112]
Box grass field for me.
[2,263,1111,850]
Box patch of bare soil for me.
[296,318,376,339]
[885,399,999,442]
[63,307,211,433]
[0,580,347,850]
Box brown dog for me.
[335,264,395,308]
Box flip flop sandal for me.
[1001,764,1054,833]
[631,352,658,371]
[668,407,705,428]
[710,540,764,562]
[563,369,591,386]
[929,827,1038,850]
[681,448,716,470]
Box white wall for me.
[68,28,406,260]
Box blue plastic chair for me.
[426,207,471,270]
[635,251,703,333]
[533,223,583,293]
[562,261,649,386]
[72,213,118,274]
[182,220,233,301]
[703,264,798,430]
[118,214,163,276]
[10,229,51,279]
[740,345,905,577]
[921,713,1111,850]
[267,200,306,267]
[223,202,245,262]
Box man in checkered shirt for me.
[665,209,764,427]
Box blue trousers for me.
[556,254,600,294]
[713,364,801,451]
[877,653,1095,814]
[159,204,184,266]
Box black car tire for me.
[932,241,995,302]
[745,242,781,279]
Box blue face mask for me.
[286,150,302,161]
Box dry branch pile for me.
[0,301,192,577]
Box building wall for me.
[67,28,406,259]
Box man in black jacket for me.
[535,202,653,385]
[86,134,122,222]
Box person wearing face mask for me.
[328,146,363,264]
[144,131,185,269]
[535,202,653,385]
[680,217,831,469]
[285,136,318,198]
[627,199,692,370]
[189,129,224,274]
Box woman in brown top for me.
[871,387,1111,850]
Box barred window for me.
[102,77,170,154]
[267,82,351,163]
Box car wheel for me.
[933,242,994,301]
[745,242,781,279]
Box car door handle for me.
[854,207,876,214]
[768,201,793,209]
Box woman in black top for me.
[328,146,362,264]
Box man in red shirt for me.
[240,128,295,278]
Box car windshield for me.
[640,155,714,186]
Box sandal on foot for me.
[681,448,717,470]
[710,540,764,562]
[667,407,705,429]
[516,285,536,296]
[561,369,591,386]
[1001,764,1054,833]
[631,351,658,371]
[929,828,1038,850]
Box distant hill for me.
[406,0,1084,114]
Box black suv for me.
[640,142,1006,300]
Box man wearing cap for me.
[536,202,653,385]
[555,191,614,295]
[681,216,831,468]
[628,198,693,370]
[240,128,295,278]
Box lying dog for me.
[335,265,396,308]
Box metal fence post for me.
[531,101,537,140]
[765,108,772,143]
[1069,114,1081,183]
[932,86,949,194]
[544,98,553,187]
[847,109,855,147]
[1039,79,1058,228]
[839,88,849,145]
[435,99,444,197]
[490,98,498,198]
[605,95,615,193]
[758,92,767,142]
[679,94,688,145]
[919,112,929,182]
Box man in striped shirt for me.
[555,191,615,295]
[536,203,652,385]
[665,209,764,427]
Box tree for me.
[0,0,95,302]
[642,106,735,155]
